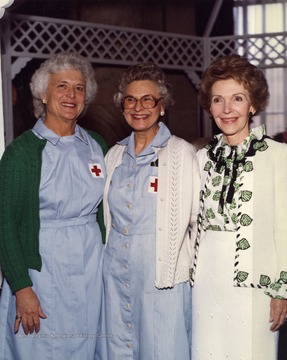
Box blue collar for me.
[32,119,89,145]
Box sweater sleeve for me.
[190,145,200,252]
[86,129,109,243]
[0,138,33,292]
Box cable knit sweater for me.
[103,135,200,288]
[0,128,108,294]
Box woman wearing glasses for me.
[99,63,200,359]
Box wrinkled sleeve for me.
[0,142,33,293]
[266,144,287,299]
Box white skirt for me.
[192,230,278,360]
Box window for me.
[234,0,287,138]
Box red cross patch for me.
[149,176,158,193]
[89,163,103,178]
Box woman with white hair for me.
[0,52,107,359]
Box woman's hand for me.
[269,298,287,331]
[14,286,47,335]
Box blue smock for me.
[101,123,192,359]
[0,119,105,359]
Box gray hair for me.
[114,62,174,109]
[30,52,97,119]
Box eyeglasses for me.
[121,95,163,109]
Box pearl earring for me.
[160,110,165,117]
[42,99,47,104]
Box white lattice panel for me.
[4,14,287,72]
[208,34,287,68]
[7,14,204,71]
[2,13,287,145]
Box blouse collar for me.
[206,125,269,209]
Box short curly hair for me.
[30,52,97,119]
[198,54,269,116]
[114,62,174,109]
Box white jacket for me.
[194,135,287,299]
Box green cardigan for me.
[0,129,108,294]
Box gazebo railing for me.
[1,13,287,143]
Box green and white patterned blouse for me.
[200,125,268,232]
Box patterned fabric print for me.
[192,126,280,292]
[202,127,269,232]
[265,273,287,299]
[201,145,243,232]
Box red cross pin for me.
[149,176,158,193]
[89,163,103,178]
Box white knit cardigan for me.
[103,135,200,289]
